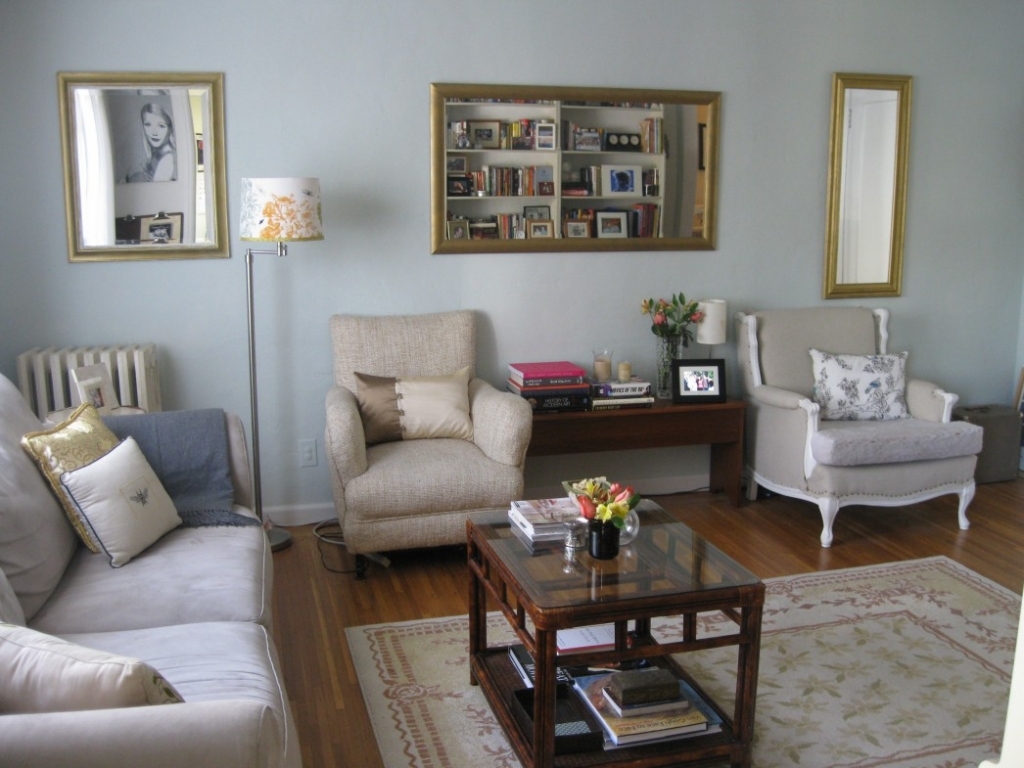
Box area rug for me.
[346,557,1019,768]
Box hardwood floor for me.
[270,478,1024,768]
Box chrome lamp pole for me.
[239,177,323,552]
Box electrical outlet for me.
[298,439,318,468]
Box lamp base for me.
[266,525,293,552]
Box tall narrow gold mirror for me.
[823,73,912,298]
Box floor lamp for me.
[240,177,324,552]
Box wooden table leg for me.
[532,629,558,768]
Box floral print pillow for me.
[810,349,909,421]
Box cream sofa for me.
[0,373,300,768]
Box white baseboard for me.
[263,502,335,528]
[264,472,708,528]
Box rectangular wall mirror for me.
[430,83,720,254]
[823,73,912,298]
[58,71,228,262]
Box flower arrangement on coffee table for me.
[563,476,640,527]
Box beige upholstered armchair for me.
[736,307,983,547]
[324,310,533,577]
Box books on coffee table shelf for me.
[508,497,578,541]
[571,670,723,748]
[508,644,575,688]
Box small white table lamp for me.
[697,299,728,347]
[240,177,323,551]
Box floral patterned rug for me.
[346,557,1019,768]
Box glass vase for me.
[655,334,688,399]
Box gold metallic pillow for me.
[354,367,474,446]
[21,403,120,551]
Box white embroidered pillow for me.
[58,437,182,567]
[810,349,909,421]
[0,623,182,713]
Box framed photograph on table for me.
[671,359,727,404]
[564,220,591,238]
[447,220,470,240]
[468,121,501,149]
[446,155,468,174]
[535,122,557,150]
[596,211,628,238]
[601,165,642,197]
[139,212,183,244]
[526,219,554,238]
[70,364,119,413]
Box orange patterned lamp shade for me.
[239,177,324,242]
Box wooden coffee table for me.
[467,501,764,768]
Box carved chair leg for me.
[817,497,840,548]
[957,481,975,530]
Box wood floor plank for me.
[272,477,1024,767]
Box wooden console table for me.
[527,398,745,506]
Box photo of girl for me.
[122,102,177,183]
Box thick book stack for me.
[589,376,654,411]
[571,668,723,749]
[508,361,590,412]
[507,497,578,546]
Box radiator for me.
[17,344,161,420]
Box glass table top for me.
[471,500,761,611]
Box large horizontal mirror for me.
[823,73,912,298]
[430,83,720,253]
[58,72,228,262]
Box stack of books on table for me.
[571,667,723,749]
[507,497,578,550]
[507,361,591,412]
[588,376,655,411]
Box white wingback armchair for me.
[324,310,533,577]
[736,307,983,547]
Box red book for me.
[509,361,587,386]
[507,379,591,397]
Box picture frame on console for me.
[671,358,727,404]
[70,364,119,413]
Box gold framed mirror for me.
[430,83,720,253]
[823,73,912,298]
[58,72,228,262]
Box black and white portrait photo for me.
[105,89,178,184]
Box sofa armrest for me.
[468,378,533,467]
[0,700,281,768]
[324,385,368,486]
[225,412,254,510]
[906,379,957,422]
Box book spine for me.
[590,381,652,397]
[508,379,590,396]
[526,394,592,411]
[511,376,586,387]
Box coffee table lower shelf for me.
[471,648,739,768]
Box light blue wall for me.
[3,0,1023,523]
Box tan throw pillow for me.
[21,403,121,551]
[59,437,182,567]
[0,622,183,713]
[354,366,474,445]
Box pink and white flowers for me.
[641,292,704,345]
[565,476,640,527]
